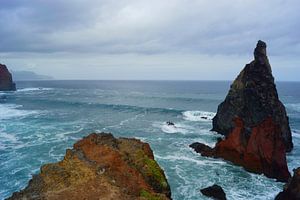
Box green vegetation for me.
[140,189,164,200]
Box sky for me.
[0,0,299,81]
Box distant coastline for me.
[12,71,53,81]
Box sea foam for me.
[183,110,215,122]
[17,88,53,92]
[0,104,38,120]
[286,103,300,112]
[153,122,192,134]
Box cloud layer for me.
[0,0,299,80]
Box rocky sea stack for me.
[190,41,292,182]
[0,64,16,91]
[8,133,171,200]
[212,40,292,152]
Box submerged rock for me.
[191,41,291,182]
[212,40,293,152]
[200,184,226,200]
[166,121,175,126]
[275,167,300,200]
[0,64,16,91]
[7,133,171,200]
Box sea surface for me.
[0,80,299,200]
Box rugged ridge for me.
[190,41,291,182]
[0,64,16,91]
[8,133,171,200]
[275,167,300,200]
[212,40,293,152]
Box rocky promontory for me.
[0,64,16,91]
[191,41,292,182]
[8,133,171,200]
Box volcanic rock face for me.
[0,64,16,91]
[191,41,292,182]
[275,167,300,200]
[190,117,290,181]
[212,40,293,152]
[8,133,171,200]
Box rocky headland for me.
[8,133,171,200]
[190,41,292,182]
[0,64,16,91]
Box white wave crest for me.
[286,103,300,112]
[183,110,215,121]
[0,104,38,120]
[17,87,53,92]
[292,130,300,139]
[153,122,193,134]
[0,131,17,143]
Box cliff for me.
[275,167,300,200]
[0,64,16,91]
[7,133,171,200]
[211,40,293,152]
[190,41,291,182]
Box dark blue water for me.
[0,81,299,200]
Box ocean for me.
[0,80,299,200]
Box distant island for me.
[12,71,53,81]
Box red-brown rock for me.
[191,41,292,182]
[0,63,16,91]
[190,117,291,182]
[212,40,293,152]
[7,133,171,200]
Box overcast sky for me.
[0,0,299,80]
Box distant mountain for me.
[12,71,54,81]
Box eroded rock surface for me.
[0,64,16,91]
[8,133,171,200]
[191,41,292,182]
[212,40,293,152]
[191,117,290,182]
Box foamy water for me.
[183,110,215,121]
[0,80,299,200]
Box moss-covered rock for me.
[7,133,171,200]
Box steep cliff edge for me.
[0,64,16,91]
[211,40,293,152]
[8,133,171,200]
[191,41,292,182]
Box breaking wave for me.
[183,110,215,122]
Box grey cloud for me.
[0,0,299,55]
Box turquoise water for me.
[0,80,299,200]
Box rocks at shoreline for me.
[190,117,290,182]
[7,133,171,200]
[0,64,16,91]
[191,41,291,182]
[211,40,293,152]
[275,167,300,200]
[200,184,226,200]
